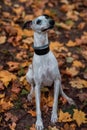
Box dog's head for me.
[23,14,55,33]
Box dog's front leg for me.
[51,79,60,123]
[35,84,43,130]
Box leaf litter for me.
[0,0,87,130]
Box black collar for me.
[32,44,50,56]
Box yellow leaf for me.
[0,70,17,86]
[70,78,87,89]
[73,109,87,126]
[0,36,6,44]
[59,109,72,122]
[73,60,85,68]
[0,99,13,112]
[50,41,63,51]
[66,40,77,47]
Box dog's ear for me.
[23,21,32,29]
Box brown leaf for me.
[11,80,21,94]
[5,112,18,122]
[7,61,20,71]
[76,93,87,102]
[0,81,4,90]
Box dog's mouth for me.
[42,25,54,32]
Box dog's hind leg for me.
[26,64,34,101]
[59,84,75,105]
[51,79,60,123]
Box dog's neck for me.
[34,32,48,47]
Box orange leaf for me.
[0,99,13,112]
[66,40,77,47]
[28,110,36,117]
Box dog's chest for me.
[33,52,58,86]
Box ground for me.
[0,0,87,130]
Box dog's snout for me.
[49,20,55,26]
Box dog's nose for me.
[49,20,55,26]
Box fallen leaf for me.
[59,109,72,122]
[50,41,63,51]
[56,22,72,30]
[0,36,6,44]
[0,93,5,99]
[0,99,13,112]
[76,93,87,102]
[70,78,87,89]
[62,123,76,130]
[7,61,20,71]
[72,60,85,68]
[73,109,87,126]
[0,81,4,90]
[59,97,67,105]
[9,122,16,130]
[28,110,36,117]
[66,11,79,21]
[5,112,18,122]
[47,96,54,107]
[0,70,17,86]
[30,124,36,130]
[62,67,79,77]
[66,40,77,47]
[66,57,74,63]
[48,126,59,130]
[78,22,86,30]
[13,6,24,15]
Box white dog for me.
[23,14,75,130]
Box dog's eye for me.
[36,19,42,25]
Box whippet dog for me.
[23,14,75,130]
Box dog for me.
[23,14,75,130]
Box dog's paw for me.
[51,112,58,124]
[68,98,75,105]
[36,119,44,130]
[27,94,32,102]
